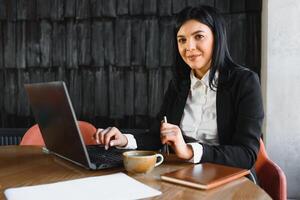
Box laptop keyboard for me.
[86,145,125,165]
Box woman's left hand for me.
[160,123,194,160]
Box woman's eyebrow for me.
[177,30,205,38]
[191,30,205,35]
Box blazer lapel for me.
[170,80,190,125]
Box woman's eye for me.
[195,34,204,40]
[178,38,186,44]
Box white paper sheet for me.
[4,173,161,200]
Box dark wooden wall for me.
[0,0,262,129]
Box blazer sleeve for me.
[200,70,264,169]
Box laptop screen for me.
[25,81,92,168]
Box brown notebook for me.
[161,163,250,190]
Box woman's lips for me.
[186,54,200,61]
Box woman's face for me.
[177,19,214,78]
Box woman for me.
[94,6,264,181]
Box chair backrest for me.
[20,121,97,146]
[255,139,287,200]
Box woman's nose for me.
[186,39,196,51]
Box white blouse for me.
[177,70,219,163]
[180,70,219,145]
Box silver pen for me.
[162,116,169,156]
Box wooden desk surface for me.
[0,146,271,200]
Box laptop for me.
[24,81,126,170]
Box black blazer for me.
[134,66,264,170]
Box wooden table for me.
[0,146,271,200]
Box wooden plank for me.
[186,0,214,7]
[225,14,233,59]
[115,19,131,67]
[109,66,125,118]
[91,21,104,67]
[129,0,143,15]
[163,67,173,94]
[215,0,230,14]
[52,22,66,67]
[143,0,156,15]
[65,0,76,18]
[29,68,44,83]
[145,19,159,69]
[172,0,186,14]
[158,0,171,16]
[69,69,82,117]
[37,0,51,19]
[124,68,134,116]
[131,20,145,66]
[134,68,148,115]
[16,22,26,69]
[245,13,261,75]
[228,13,246,66]
[17,69,30,116]
[76,0,90,19]
[91,0,102,17]
[82,69,95,117]
[40,20,52,67]
[78,21,91,66]
[6,0,17,21]
[117,0,128,15]
[4,22,16,68]
[26,21,40,67]
[148,69,163,117]
[66,21,78,68]
[17,0,36,20]
[0,22,3,68]
[4,70,17,114]
[0,0,7,19]
[51,0,64,20]
[95,68,108,116]
[159,19,174,67]
[102,0,116,17]
[246,0,262,12]
[56,66,67,82]
[230,0,246,13]
[223,14,231,41]
[43,68,56,82]
[103,21,115,65]
[0,70,3,117]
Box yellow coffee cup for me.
[123,150,164,173]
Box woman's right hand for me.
[160,123,193,160]
[93,127,128,149]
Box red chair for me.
[20,121,97,146]
[255,138,287,200]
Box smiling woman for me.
[176,19,214,79]
[91,5,264,184]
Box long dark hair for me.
[173,6,239,90]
